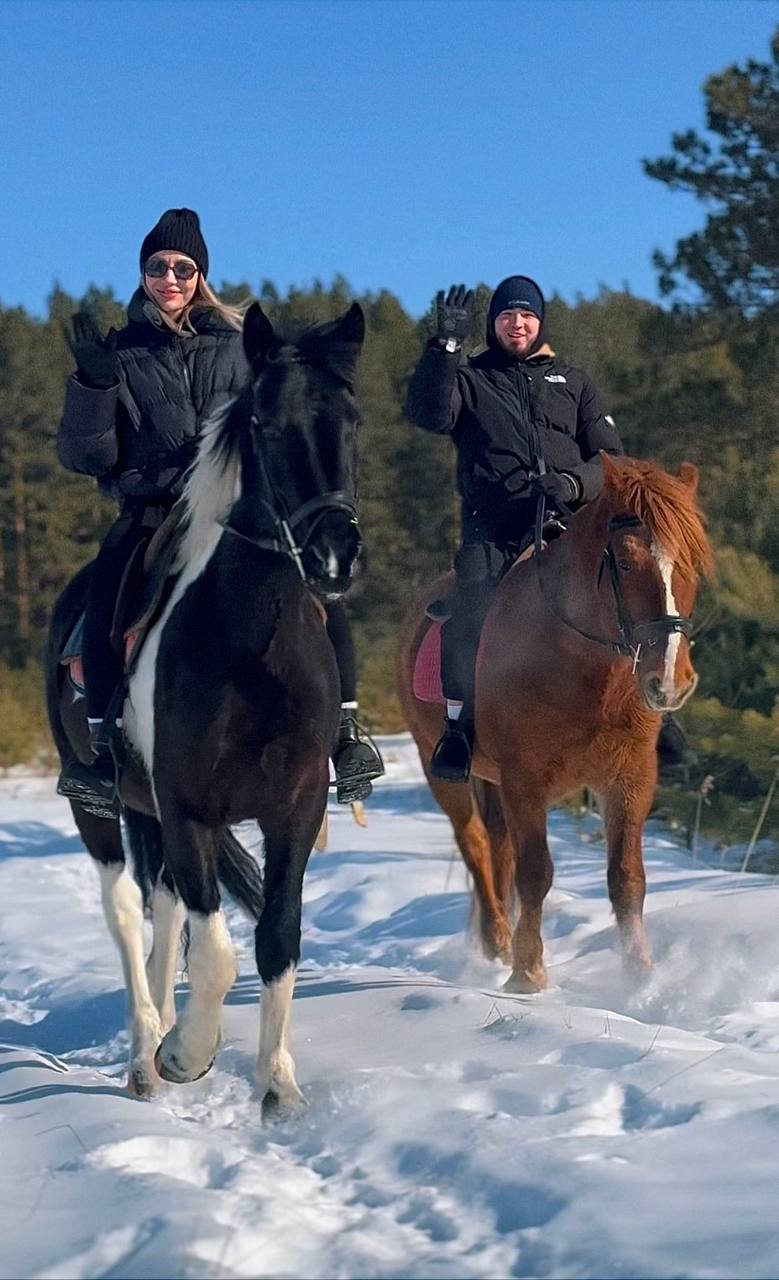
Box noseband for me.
[534,502,693,666]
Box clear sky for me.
[1,0,777,318]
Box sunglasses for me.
[144,258,198,281]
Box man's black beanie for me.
[139,208,209,277]
[488,275,545,327]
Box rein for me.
[533,498,693,666]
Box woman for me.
[57,207,382,814]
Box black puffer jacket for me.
[404,338,622,544]
[57,289,248,503]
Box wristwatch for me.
[443,337,460,353]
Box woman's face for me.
[143,252,199,314]
[494,308,541,357]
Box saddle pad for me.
[412,622,492,707]
[413,622,445,704]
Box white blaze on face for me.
[651,541,680,699]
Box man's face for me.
[494,308,541,357]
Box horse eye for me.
[618,560,631,572]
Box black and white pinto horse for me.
[46,302,365,1108]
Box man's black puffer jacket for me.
[404,338,622,544]
[57,289,248,503]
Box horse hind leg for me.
[71,806,165,1097]
[146,878,186,1036]
[153,815,237,1084]
[124,810,186,1037]
[426,773,512,963]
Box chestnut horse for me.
[398,454,712,992]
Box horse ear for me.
[678,461,699,494]
[243,302,275,367]
[332,302,365,346]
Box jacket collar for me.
[469,340,556,370]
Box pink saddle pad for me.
[413,622,445,705]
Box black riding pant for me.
[83,503,171,721]
[323,599,357,704]
[440,535,514,715]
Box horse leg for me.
[426,773,512,963]
[254,789,326,1113]
[154,816,236,1084]
[600,780,653,974]
[473,779,515,924]
[145,880,186,1036]
[71,805,163,1096]
[499,789,553,993]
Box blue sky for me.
[1,0,777,318]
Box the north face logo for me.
[544,374,567,383]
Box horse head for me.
[597,453,713,712]
[237,300,365,597]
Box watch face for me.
[445,337,459,353]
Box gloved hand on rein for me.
[530,470,581,508]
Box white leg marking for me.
[156,911,236,1082]
[97,863,161,1091]
[255,965,304,1108]
[145,886,186,1036]
[651,543,681,700]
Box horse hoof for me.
[503,968,548,994]
[126,1066,161,1099]
[261,1082,306,1122]
[154,1042,217,1084]
[623,952,653,984]
[482,926,513,965]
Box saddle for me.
[60,506,185,692]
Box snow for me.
[2,736,779,1279]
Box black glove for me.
[68,312,118,389]
[530,471,581,508]
[434,284,475,347]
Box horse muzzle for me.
[641,669,698,712]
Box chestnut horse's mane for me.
[602,457,714,583]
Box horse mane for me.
[176,395,244,566]
[602,456,714,582]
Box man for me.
[404,275,624,782]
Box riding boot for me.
[430,717,473,783]
[332,710,385,804]
[57,720,121,819]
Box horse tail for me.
[123,812,264,923]
[217,829,265,923]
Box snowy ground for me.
[2,735,779,1279]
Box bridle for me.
[533,499,693,668]
[219,409,358,582]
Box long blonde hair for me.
[142,273,247,334]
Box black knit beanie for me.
[139,208,209,277]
